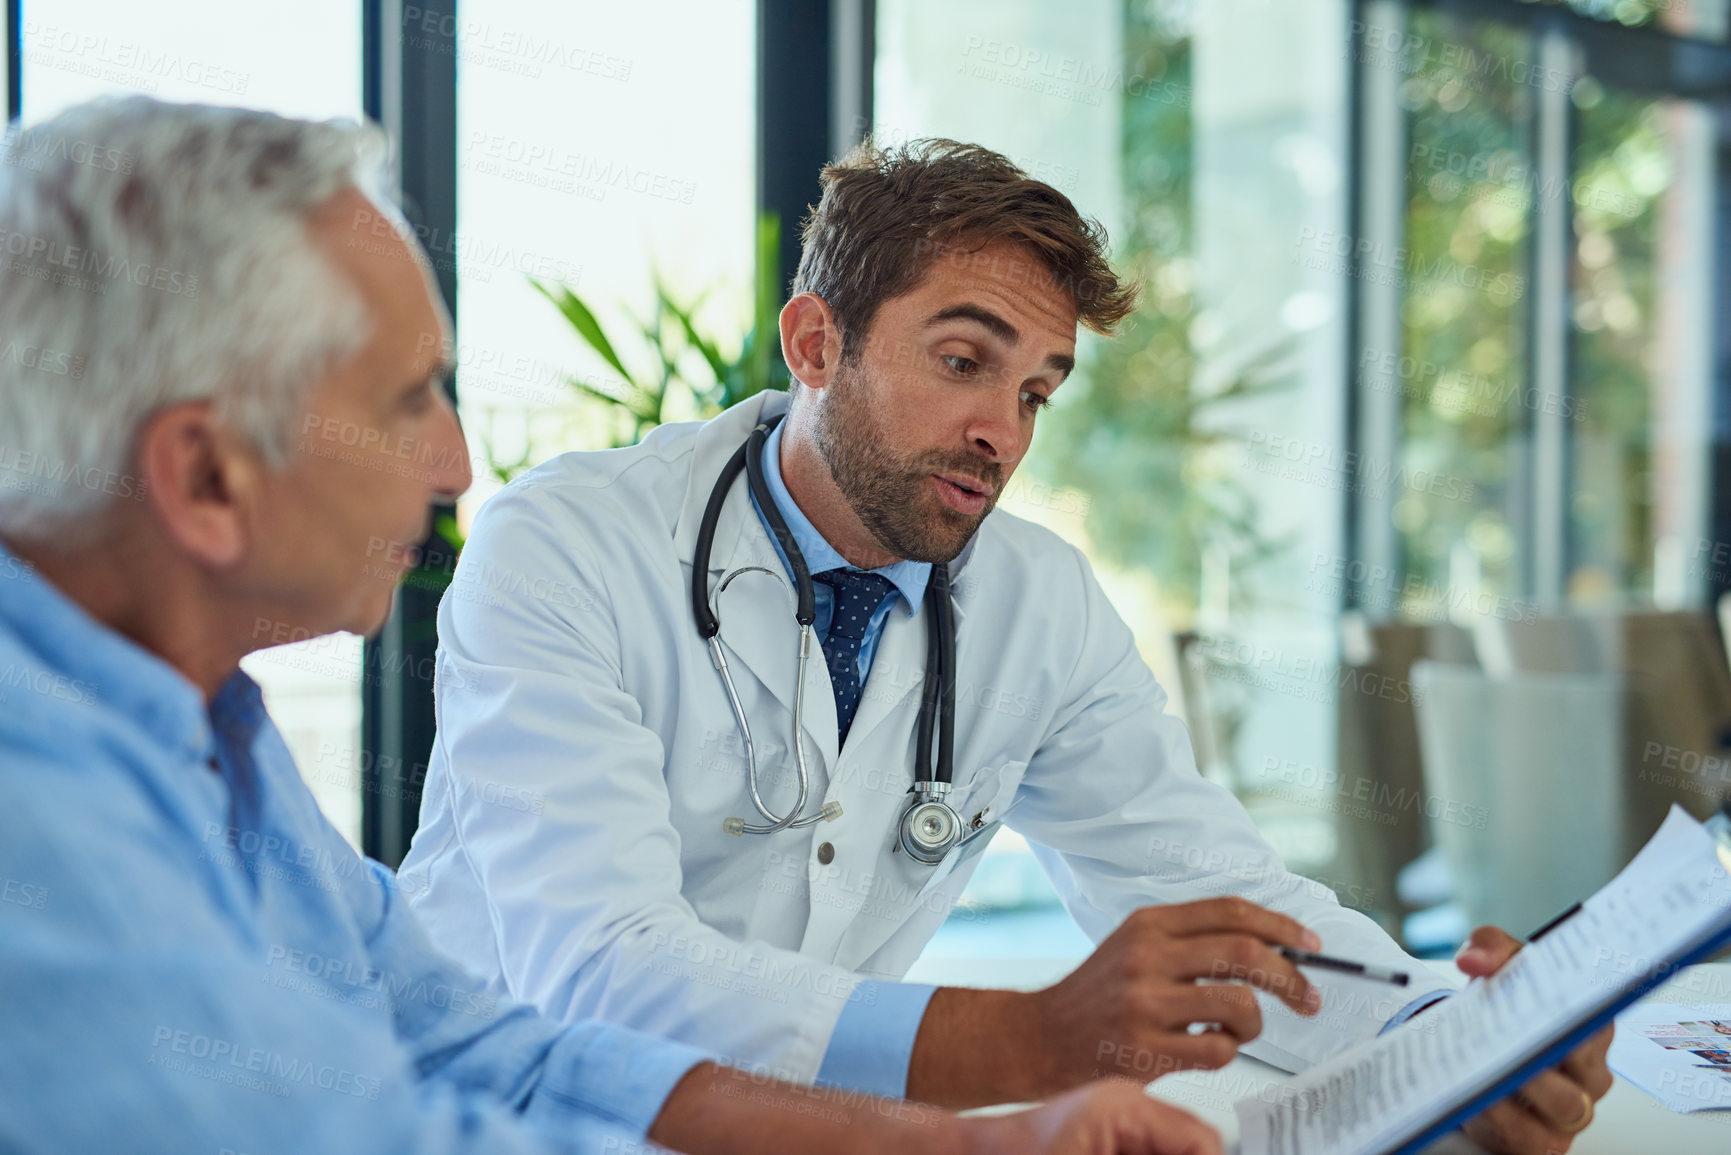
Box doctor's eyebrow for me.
[924,303,1075,378]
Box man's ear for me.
[134,401,261,569]
[779,292,845,391]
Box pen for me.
[1277,946,1410,986]
[1526,901,1582,943]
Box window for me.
[878,0,1731,962]
[1384,4,1721,616]
[453,0,757,518]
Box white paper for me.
[1608,1002,1731,1113]
[1234,807,1731,1155]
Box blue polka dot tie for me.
[812,568,897,744]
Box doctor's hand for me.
[971,1079,1222,1155]
[909,897,1324,1108]
[1452,927,1614,1154]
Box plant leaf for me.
[530,277,636,387]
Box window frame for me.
[1344,0,1731,616]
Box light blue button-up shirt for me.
[749,419,939,1098]
[0,540,710,1153]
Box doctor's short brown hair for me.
[791,137,1138,363]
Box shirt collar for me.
[0,536,263,767]
[752,420,930,616]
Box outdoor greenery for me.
[435,214,786,555]
[1034,8,1288,620]
[1399,7,1670,611]
[486,211,788,480]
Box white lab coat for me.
[399,389,1452,1084]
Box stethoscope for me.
[690,414,965,864]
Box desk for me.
[904,956,1731,1153]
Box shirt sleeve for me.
[813,980,939,1098]
[359,858,714,1144]
[0,743,709,1155]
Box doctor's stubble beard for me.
[813,357,1004,564]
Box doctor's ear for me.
[779,293,845,390]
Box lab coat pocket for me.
[911,759,1028,902]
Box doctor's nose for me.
[964,389,1025,465]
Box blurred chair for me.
[1332,616,1476,932]
[1410,661,1625,935]
[1472,610,1731,854]
[1170,631,1228,788]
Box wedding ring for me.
[1558,1088,1595,1134]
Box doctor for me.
[402,140,1610,1151]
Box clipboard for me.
[1390,908,1731,1154]
[1233,803,1731,1155]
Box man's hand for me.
[910,897,1325,1107]
[648,1062,1222,1155]
[972,1080,1223,1155]
[1453,927,1614,1153]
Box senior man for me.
[402,138,1612,1152]
[0,96,1223,1155]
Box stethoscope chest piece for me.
[897,784,962,864]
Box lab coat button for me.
[816,842,835,865]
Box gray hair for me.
[0,96,393,539]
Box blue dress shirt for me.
[0,541,710,1154]
[749,421,939,1097]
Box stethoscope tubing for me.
[693,414,957,843]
